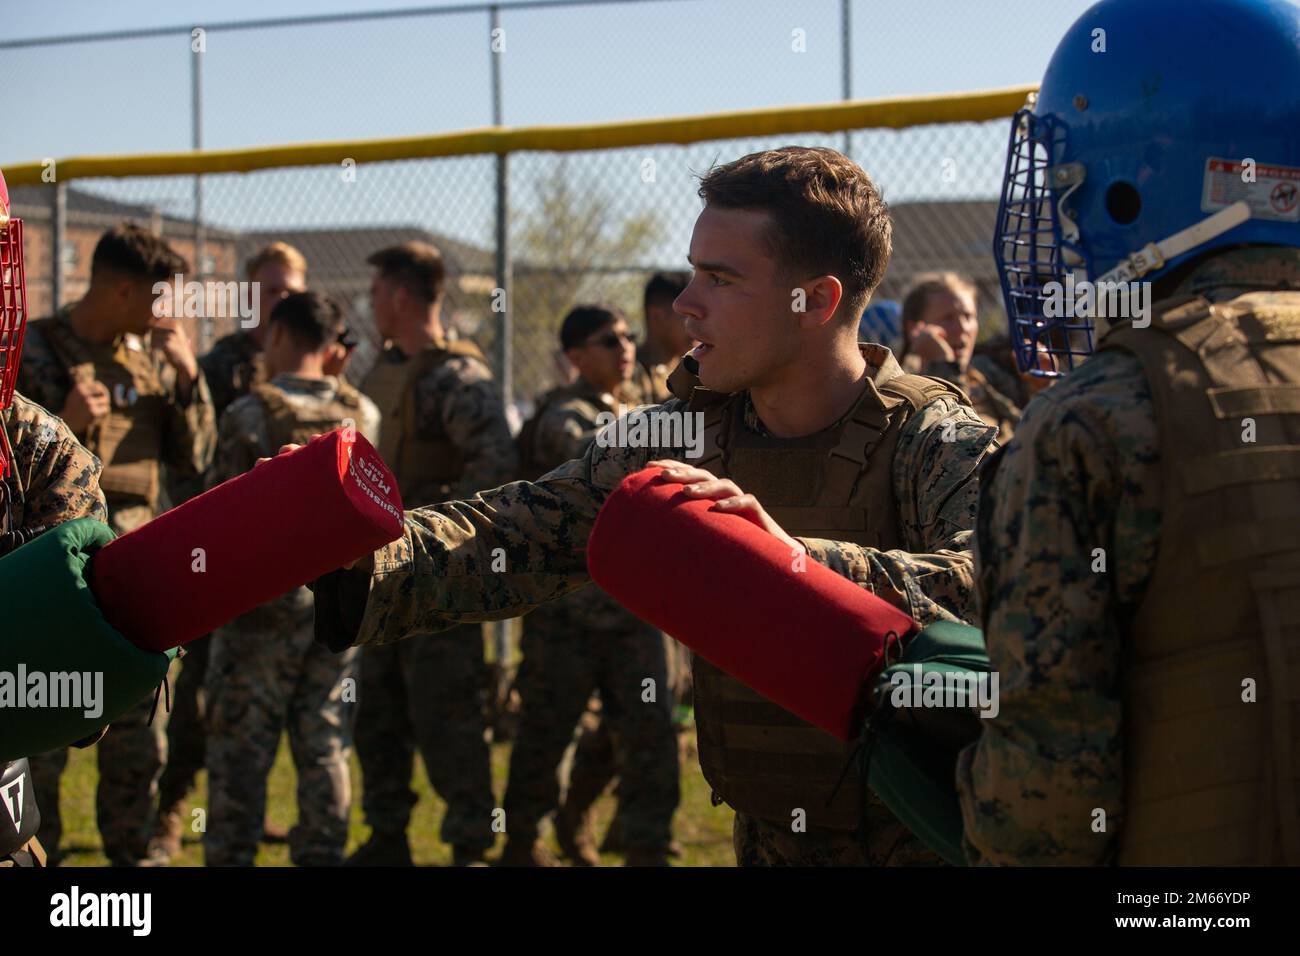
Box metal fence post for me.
[490,4,512,410]
[488,3,515,701]
[841,0,852,159]
[192,26,210,352]
[51,182,66,311]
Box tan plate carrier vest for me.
[250,380,366,451]
[1100,293,1300,866]
[36,317,167,510]
[674,365,967,830]
[361,340,486,501]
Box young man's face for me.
[253,262,306,347]
[674,206,802,394]
[568,317,635,393]
[916,287,979,370]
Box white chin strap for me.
[1095,201,1252,286]
[1082,201,1252,336]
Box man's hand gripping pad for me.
[587,467,917,741]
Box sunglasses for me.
[586,330,634,350]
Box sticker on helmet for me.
[1202,158,1300,222]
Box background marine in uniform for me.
[18,223,215,868]
[346,241,516,868]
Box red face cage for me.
[1,172,28,480]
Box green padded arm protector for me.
[863,620,992,866]
[0,518,176,762]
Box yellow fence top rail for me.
[4,84,1034,187]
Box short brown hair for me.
[697,146,891,320]
[367,241,446,305]
[91,223,188,282]
[245,241,307,281]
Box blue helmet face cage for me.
[993,107,1097,377]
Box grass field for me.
[51,727,737,867]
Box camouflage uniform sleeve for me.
[207,395,270,489]
[346,398,693,646]
[799,395,998,626]
[158,357,217,482]
[3,393,107,531]
[414,355,518,502]
[954,350,1161,865]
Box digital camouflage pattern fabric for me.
[954,347,1160,865]
[956,248,1300,865]
[0,391,107,537]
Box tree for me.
[509,159,662,403]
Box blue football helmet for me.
[993,0,1300,375]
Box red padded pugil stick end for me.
[89,429,404,653]
[589,467,918,740]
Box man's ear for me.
[794,275,844,329]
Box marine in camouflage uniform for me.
[557,358,690,862]
[316,343,997,866]
[349,338,515,866]
[953,248,1300,865]
[203,371,379,866]
[504,377,679,865]
[19,305,214,867]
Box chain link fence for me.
[8,114,1024,416]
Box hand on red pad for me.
[588,466,918,741]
